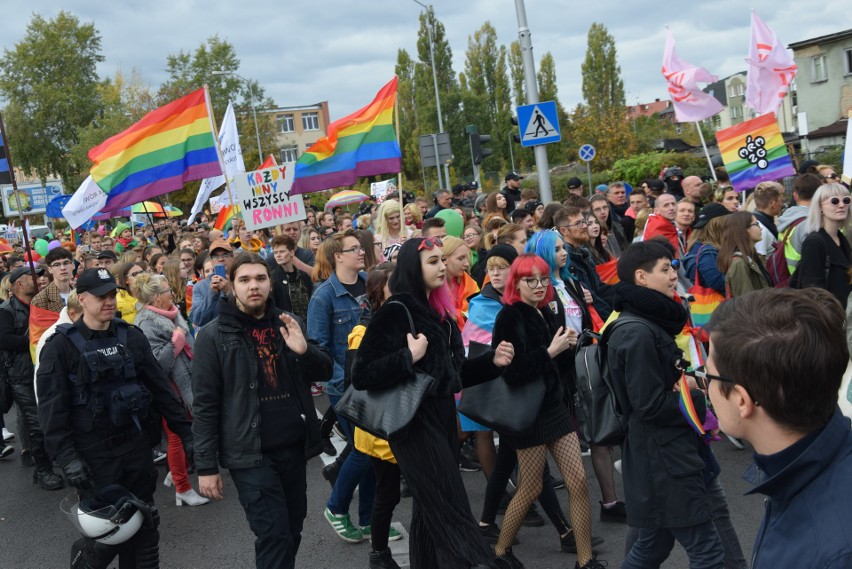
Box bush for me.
[610,151,711,186]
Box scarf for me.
[146,304,192,358]
[613,282,687,337]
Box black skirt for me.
[501,389,574,449]
[389,395,497,569]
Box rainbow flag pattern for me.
[293,77,401,194]
[29,305,59,363]
[89,88,221,212]
[715,112,795,192]
[214,204,238,232]
[595,259,620,285]
[678,373,707,438]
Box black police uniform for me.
[37,317,192,569]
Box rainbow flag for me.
[715,112,795,192]
[293,77,401,194]
[214,204,238,231]
[595,258,620,285]
[90,88,222,212]
[678,373,707,438]
[29,305,59,363]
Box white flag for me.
[843,111,852,186]
[745,12,797,116]
[62,176,107,229]
[188,101,245,224]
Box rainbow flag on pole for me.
[715,112,795,192]
[90,87,222,211]
[293,77,401,194]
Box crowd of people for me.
[0,159,850,569]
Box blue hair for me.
[526,229,573,283]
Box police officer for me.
[37,268,194,569]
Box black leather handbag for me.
[457,341,545,436]
[335,301,436,441]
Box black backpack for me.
[573,316,657,446]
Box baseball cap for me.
[76,268,121,296]
[647,179,665,193]
[567,177,583,189]
[692,203,731,229]
[504,172,523,182]
[209,240,233,254]
[96,250,117,261]
[524,200,543,214]
[9,265,44,285]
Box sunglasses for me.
[417,237,443,251]
[827,196,851,206]
[822,173,839,180]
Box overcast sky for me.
[1,1,845,120]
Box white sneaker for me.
[175,488,209,506]
[2,428,14,441]
[614,459,622,474]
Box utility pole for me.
[514,0,552,202]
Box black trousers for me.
[7,379,51,468]
[370,458,401,552]
[230,444,307,569]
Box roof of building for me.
[807,117,849,139]
[626,99,672,119]
[789,28,852,50]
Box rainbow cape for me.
[715,112,795,192]
[678,373,707,438]
[214,204,238,232]
[29,305,59,363]
[293,77,401,194]
[595,258,620,285]
[90,88,222,212]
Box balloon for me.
[23,250,40,262]
[48,240,62,251]
[435,209,464,238]
[34,239,49,257]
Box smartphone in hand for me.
[213,265,227,278]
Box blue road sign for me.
[579,144,596,162]
[517,101,561,147]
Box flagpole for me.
[0,111,38,290]
[204,86,236,208]
[694,122,717,181]
[394,93,404,217]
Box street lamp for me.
[412,0,450,189]
[212,70,263,165]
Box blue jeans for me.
[326,393,375,526]
[622,519,724,569]
[230,445,307,569]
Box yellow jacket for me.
[116,289,139,324]
[349,324,396,463]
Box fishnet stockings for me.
[495,432,593,564]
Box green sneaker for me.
[324,508,364,543]
[360,524,403,542]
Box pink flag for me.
[745,12,797,116]
[661,30,724,122]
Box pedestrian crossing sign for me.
[516,101,561,147]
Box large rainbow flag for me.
[716,112,795,192]
[292,77,401,194]
[90,88,222,212]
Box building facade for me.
[261,101,331,164]
[703,71,796,133]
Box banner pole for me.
[695,121,717,181]
[394,93,404,219]
[204,85,236,209]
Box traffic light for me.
[469,133,493,165]
[511,116,521,143]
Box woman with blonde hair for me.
[375,200,412,246]
[110,262,144,324]
[442,236,479,329]
[163,259,189,323]
[483,223,527,255]
[132,272,207,507]
[298,226,321,255]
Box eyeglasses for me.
[463,233,478,240]
[521,276,551,289]
[417,237,443,251]
[210,253,233,261]
[822,173,839,180]
[158,288,172,295]
[49,260,73,269]
[827,196,851,206]
[373,241,383,248]
[340,246,365,254]
[564,220,589,228]
[693,366,759,405]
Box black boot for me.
[33,466,64,490]
[322,460,342,488]
[368,548,401,569]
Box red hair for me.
[502,253,554,308]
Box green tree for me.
[581,23,626,119]
[508,41,525,107]
[395,49,423,189]
[0,11,104,187]
[536,52,567,166]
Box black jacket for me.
[794,228,852,309]
[351,292,502,396]
[37,318,193,468]
[191,299,332,474]
[0,295,33,384]
[500,185,522,214]
[607,313,710,529]
[566,243,615,319]
[270,263,313,318]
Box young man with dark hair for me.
[334,214,353,233]
[510,208,534,235]
[420,217,447,240]
[500,172,523,213]
[194,253,332,569]
[706,288,852,568]
[32,246,74,313]
[608,240,724,569]
[269,235,313,321]
[563,194,591,213]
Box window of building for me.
[845,48,852,75]
[279,145,299,163]
[812,55,828,82]
[731,106,742,119]
[728,83,744,97]
[277,114,294,133]
[302,112,319,131]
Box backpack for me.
[573,316,657,446]
[766,217,805,287]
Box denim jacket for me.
[306,271,369,396]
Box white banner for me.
[370,179,397,204]
[188,101,245,224]
[208,192,231,215]
[234,164,305,231]
[62,176,107,229]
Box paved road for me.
[0,399,765,569]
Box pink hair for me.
[502,254,554,308]
[429,281,456,322]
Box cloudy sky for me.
[1,1,845,119]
